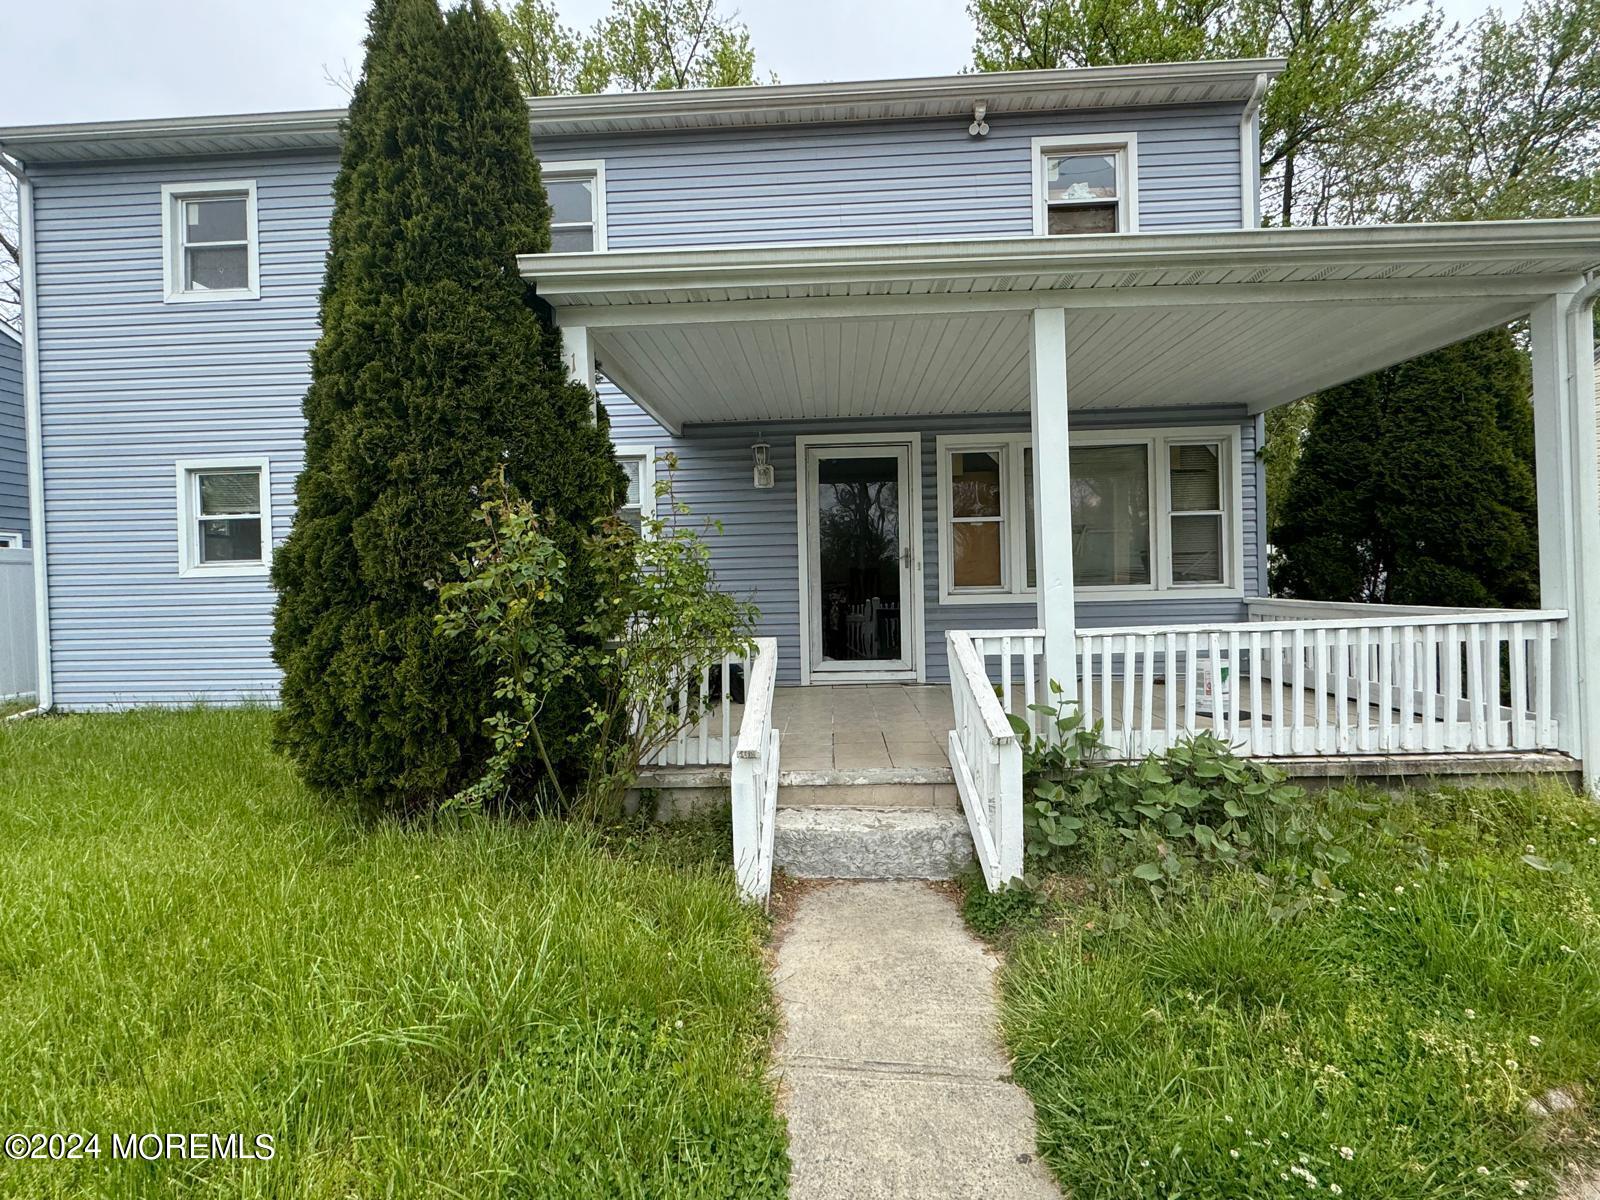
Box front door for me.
[802,440,919,681]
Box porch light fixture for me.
[752,439,774,489]
[969,101,989,138]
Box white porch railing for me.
[730,637,780,904]
[0,548,37,702]
[645,647,759,767]
[946,630,1024,890]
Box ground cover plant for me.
[0,709,788,1198]
[972,756,1600,1199]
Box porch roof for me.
[522,220,1600,434]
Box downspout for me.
[1239,73,1268,230]
[0,150,52,711]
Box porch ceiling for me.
[523,221,1600,432]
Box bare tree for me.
[0,168,19,333]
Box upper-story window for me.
[1032,135,1139,236]
[614,445,656,533]
[161,181,260,302]
[543,161,607,252]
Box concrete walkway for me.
[772,881,1061,1199]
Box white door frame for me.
[795,432,925,685]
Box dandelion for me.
[1339,1147,1354,1161]
[1529,1035,1542,1047]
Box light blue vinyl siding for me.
[32,153,331,706]
[606,391,1260,686]
[32,101,1249,706]
[541,104,1245,244]
[0,328,25,543]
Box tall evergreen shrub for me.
[1271,328,1538,608]
[271,0,622,811]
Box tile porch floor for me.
[771,685,956,771]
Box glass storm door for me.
[805,443,916,678]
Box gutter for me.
[1239,73,1269,230]
[0,152,52,711]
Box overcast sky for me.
[4,0,1516,127]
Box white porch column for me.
[561,322,597,421]
[1029,306,1078,702]
[1529,289,1600,790]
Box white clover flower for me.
[1231,1149,1241,1159]
[1525,845,1537,854]
[1513,1181,1530,1195]
[1225,1115,1234,1123]
[1330,1185,1343,1195]
[1507,1059,1519,1070]
[1528,1035,1542,1047]
[1465,1009,1477,1019]
[1588,837,1597,846]
[1339,1147,1354,1161]
[1478,1166,1491,1176]
[1560,944,1574,954]
[1395,885,1406,894]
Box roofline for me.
[519,220,1600,302]
[0,58,1285,164]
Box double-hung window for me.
[936,427,1235,603]
[1032,135,1138,236]
[543,161,607,252]
[161,181,260,302]
[176,458,272,577]
[614,445,656,533]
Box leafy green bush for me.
[1012,686,1349,900]
[437,463,756,815]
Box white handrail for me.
[731,637,780,904]
[947,630,1024,891]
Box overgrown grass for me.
[977,782,1600,1199]
[0,708,787,1198]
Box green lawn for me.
[0,709,787,1198]
[977,783,1600,1199]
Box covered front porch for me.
[525,221,1600,899]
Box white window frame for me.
[542,159,608,253]
[160,181,261,303]
[934,426,1241,605]
[175,456,273,578]
[614,443,656,533]
[1031,134,1140,237]
[0,532,21,549]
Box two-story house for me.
[3,63,1598,895]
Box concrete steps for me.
[774,805,975,880]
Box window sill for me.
[164,287,260,305]
[178,562,271,580]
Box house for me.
[3,63,1597,897]
[0,322,24,547]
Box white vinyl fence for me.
[0,548,37,702]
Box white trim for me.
[1239,72,1269,230]
[795,432,924,685]
[0,531,20,549]
[541,159,607,252]
[933,424,1245,606]
[160,180,261,303]
[0,321,18,344]
[174,456,273,578]
[16,164,50,709]
[1031,133,1139,236]
[613,442,656,531]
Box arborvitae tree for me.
[1271,328,1538,608]
[271,0,623,811]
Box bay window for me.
[936,427,1236,604]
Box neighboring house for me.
[2,63,1599,889]
[0,322,24,547]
